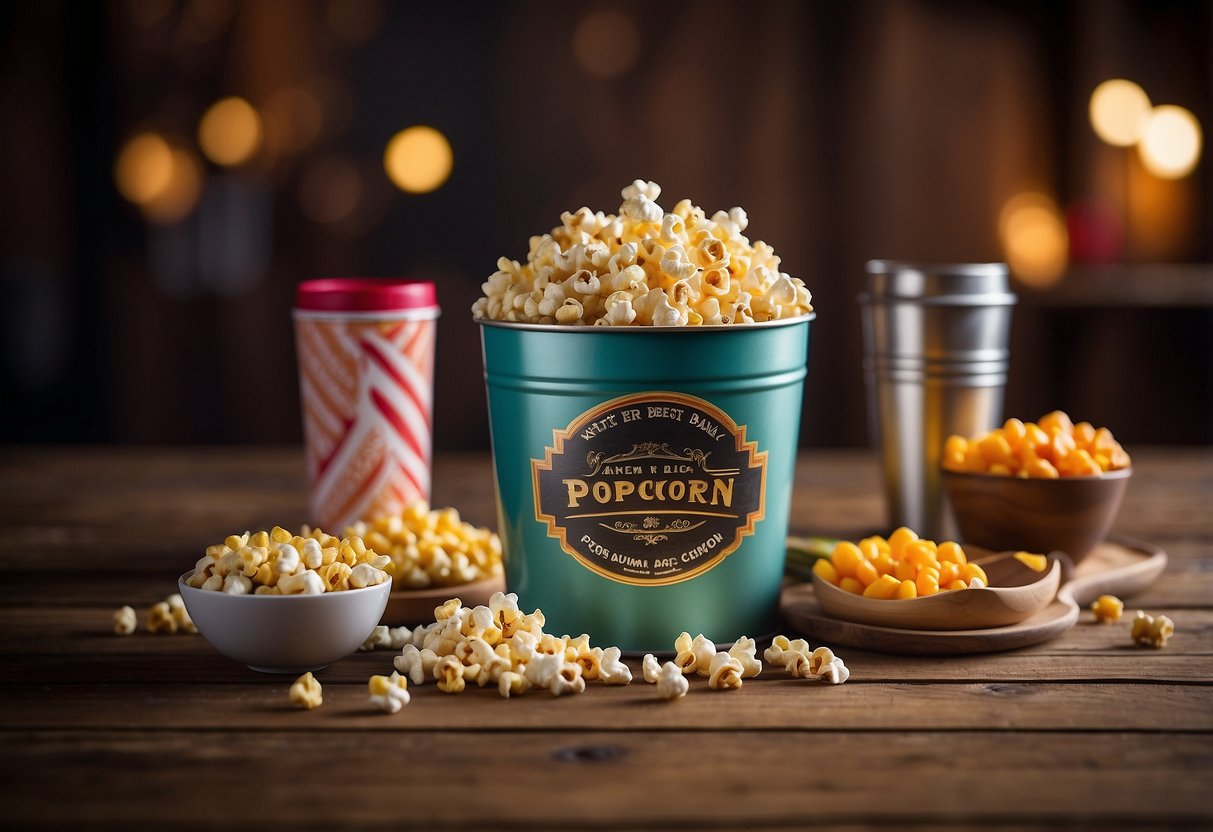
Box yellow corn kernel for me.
[1001,417,1027,447]
[904,540,939,570]
[858,537,883,561]
[812,558,839,585]
[1023,422,1049,451]
[893,559,918,582]
[938,561,960,586]
[1039,410,1074,437]
[855,558,880,587]
[271,526,292,544]
[1013,552,1048,572]
[936,541,967,565]
[944,579,969,591]
[988,463,1012,476]
[1090,594,1124,624]
[895,579,918,600]
[943,435,968,470]
[960,562,988,586]
[1072,421,1095,449]
[862,574,902,600]
[977,433,1014,467]
[873,551,897,578]
[887,526,918,556]
[839,577,864,595]
[1024,457,1060,479]
[916,567,940,596]
[831,541,864,579]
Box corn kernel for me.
[1013,552,1048,572]
[862,574,902,600]
[854,558,879,587]
[895,579,918,600]
[1090,594,1124,624]
[945,579,969,591]
[839,577,864,595]
[887,526,918,555]
[960,562,988,586]
[811,559,838,585]
[831,541,864,578]
[936,541,967,565]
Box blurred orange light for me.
[999,193,1069,288]
[572,10,640,79]
[384,126,452,194]
[1138,105,1202,179]
[114,132,174,205]
[1088,79,1151,147]
[198,97,262,167]
[141,145,203,224]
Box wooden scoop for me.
[811,551,1062,631]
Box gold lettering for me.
[614,481,635,501]
[592,481,612,503]
[638,481,655,500]
[564,479,589,508]
[687,480,708,504]
[712,478,734,507]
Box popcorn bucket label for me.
[532,392,767,586]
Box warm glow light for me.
[384,126,452,193]
[1088,79,1151,147]
[1138,105,1202,179]
[999,192,1069,287]
[198,97,262,167]
[141,145,203,224]
[572,9,640,79]
[115,132,174,205]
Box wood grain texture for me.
[0,447,1210,828]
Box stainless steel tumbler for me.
[860,261,1016,539]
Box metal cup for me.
[860,261,1016,539]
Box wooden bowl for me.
[811,554,1061,630]
[942,467,1130,564]
[380,574,506,626]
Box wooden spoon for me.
[811,552,1061,631]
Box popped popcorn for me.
[386,591,631,700]
[655,661,690,700]
[368,672,411,713]
[186,526,390,595]
[113,605,137,636]
[346,501,503,590]
[707,651,744,691]
[641,653,661,684]
[763,635,850,684]
[473,181,813,327]
[289,672,323,709]
[1131,610,1174,648]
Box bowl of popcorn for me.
[941,411,1131,563]
[472,180,816,651]
[345,501,506,625]
[178,527,392,673]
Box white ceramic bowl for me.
[178,572,391,674]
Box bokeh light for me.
[198,96,263,167]
[383,126,453,193]
[1138,105,1202,179]
[115,132,174,205]
[572,9,640,79]
[142,144,204,225]
[1088,79,1151,147]
[999,192,1069,287]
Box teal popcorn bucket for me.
[479,316,813,653]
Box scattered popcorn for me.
[289,672,323,709]
[147,601,177,634]
[641,653,661,684]
[346,501,503,590]
[1090,594,1124,624]
[728,636,763,679]
[690,634,717,677]
[655,661,690,700]
[473,180,813,327]
[1131,610,1174,648]
[368,672,410,713]
[186,526,391,595]
[707,652,744,691]
[385,591,631,700]
[763,635,850,684]
[113,605,137,636]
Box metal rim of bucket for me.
[476,312,815,334]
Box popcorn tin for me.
[480,316,812,652]
[293,279,440,531]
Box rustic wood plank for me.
[2,679,1210,732]
[2,730,1210,826]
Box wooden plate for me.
[811,556,1061,631]
[781,535,1166,655]
[381,575,506,626]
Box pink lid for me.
[295,278,438,313]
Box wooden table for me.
[2,447,1211,828]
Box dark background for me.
[1,0,1210,450]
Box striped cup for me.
[293,279,439,531]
